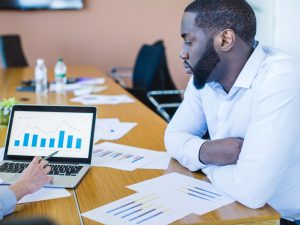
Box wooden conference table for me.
[0,66,280,225]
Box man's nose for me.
[180,49,189,60]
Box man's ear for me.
[215,29,236,52]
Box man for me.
[0,156,53,219]
[164,0,300,224]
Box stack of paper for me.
[92,142,170,171]
[76,78,105,86]
[82,173,235,224]
[49,77,106,94]
[73,86,107,96]
[93,118,137,142]
[70,94,135,105]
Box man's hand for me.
[199,137,244,166]
[9,156,53,200]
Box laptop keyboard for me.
[0,162,83,176]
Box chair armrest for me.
[156,104,181,122]
[147,89,184,108]
[147,89,184,97]
[147,89,184,121]
[109,66,133,88]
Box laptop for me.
[0,105,96,188]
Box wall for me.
[274,0,300,59]
[0,0,192,89]
[247,0,300,60]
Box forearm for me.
[199,138,243,166]
[165,78,209,171]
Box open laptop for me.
[0,105,96,188]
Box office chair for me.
[0,34,28,68]
[146,40,183,121]
[110,40,182,116]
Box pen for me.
[43,151,59,161]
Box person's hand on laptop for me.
[9,156,53,201]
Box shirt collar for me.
[233,42,266,89]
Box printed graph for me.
[82,192,189,225]
[178,185,221,201]
[93,148,145,164]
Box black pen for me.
[42,151,59,161]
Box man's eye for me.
[185,41,192,46]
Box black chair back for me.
[132,43,163,91]
[0,34,28,68]
[132,40,177,91]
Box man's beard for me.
[185,38,220,89]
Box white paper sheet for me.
[49,83,82,92]
[82,192,190,225]
[70,94,135,105]
[127,172,235,215]
[73,86,107,96]
[94,118,137,142]
[91,142,163,171]
[0,147,4,161]
[139,152,171,170]
[17,187,71,204]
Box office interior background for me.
[0,0,299,89]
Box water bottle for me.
[35,59,48,94]
[54,58,67,93]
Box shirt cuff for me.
[201,166,214,176]
[183,137,208,170]
[0,187,17,216]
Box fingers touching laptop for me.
[9,156,53,201]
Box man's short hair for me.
[185,0,257,45]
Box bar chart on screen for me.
[13,121,83,151]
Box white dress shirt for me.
[165,43,300,218]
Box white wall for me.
[274,0,300,59]
[247,0,300,59]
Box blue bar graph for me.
[23,133,30,147]
[67,135,73,149]
[32,134,38,147]
[14,129,82,150]
[40,138,46,147]
[58,131,65,148]
[14,140,20,147]
[49,138,55,148]
[76,138,82,149]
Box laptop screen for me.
[4,105,96,163]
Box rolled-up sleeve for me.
[165,78,208,171]
[0,187,17,219]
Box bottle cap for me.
[58,58,63,62]
[37,59,44,65]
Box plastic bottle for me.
[54,58,67,93]
[35,59,48,94]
